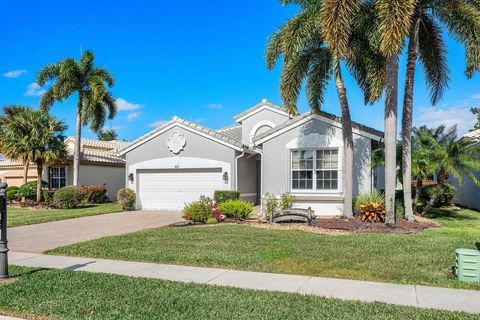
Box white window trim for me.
[289,148,343,195]
[50,166,67,189]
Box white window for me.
[291,149,339,191]
[50,167,66,189]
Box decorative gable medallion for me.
[167,131,186,154]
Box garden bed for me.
[313,215,440,233]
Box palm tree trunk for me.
[73,96,82,186]
[384,54,399,227]
[36,160,43,203]
[402,20,420,222]
[333,58,354,219]
[22,162,29,184]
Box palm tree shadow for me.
[476,242,480,251]
[11,267,49,278]
[425,208,478,221]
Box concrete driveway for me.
[8,210,183,253]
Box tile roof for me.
[253,111,384,143]
[0,138,128,167]
[464,129,480,139]
[119,116,249,155]
[217,124,242,142]
[234,99,291,121]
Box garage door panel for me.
[137,168,226,211]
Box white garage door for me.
[137,168,226,210]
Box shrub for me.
[6,186,20,202]
[183,196,214,222]
[214,190,240,204]
[419,183,455,208]
[82,184,108,204]
[219,200,253,220]
[18,180,48,200]
[354,191,385,223]
[117,188,136,211]
[263,193,278,216]
[42,190,56,205]
[53,186,87,209]
[206,217,218,224]
[280,193,296,210]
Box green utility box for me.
[455,249,480,283]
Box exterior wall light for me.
[223,172,228,183]
[128,173,134,182]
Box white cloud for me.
[116,98,141,111]
[472,93,480,100]
[194,118,205,123]
[25,83,46,96]
[3,69,27,78]
[206,103,223,110]
[414,106,476,136]
[127,112,141,121]
[149,119,168,128]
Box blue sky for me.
[0,0,479,141]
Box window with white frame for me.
[291,149,339,191]
[50,167,66,189]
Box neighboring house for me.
[119,99,384,215]
[449,129,480,210]
[0,137,128,200]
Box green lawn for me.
[49,208,480,290]
[0,266,477,320]
[8,203,122,227]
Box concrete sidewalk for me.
[9,251,480,314]
[8,211,183,253]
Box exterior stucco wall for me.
[236,153,258,203]
[76,164,125,201]
[261,118,376,215]
[125,125,238,192]
[449,173,480,210]
[240,109,290,145]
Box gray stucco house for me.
[449,129,480,210]
[119,99,384,215]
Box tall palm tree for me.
[0,105,34,184]
[376,0,417,227]
[37,51,117,186]
[266,0,384,218]
[401,0,480,221]
[420,126,480,215]
[0,107,67,201]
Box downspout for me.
[235,150,246,191]
[254,147,264,216]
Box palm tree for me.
[97,128,118,141]
[0,106,34,184]
[400,0,480,221]
[376,0,417,227]
[266,0,384,218]
[37,51,117,186]
[420,126,480,215]
[0,107,67,201]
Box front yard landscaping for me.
[49,208,480,290]
[0,266,477,320]
[8,203,122,227]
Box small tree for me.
[97,128,118,141]
[0,107,67,202]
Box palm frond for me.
[376,0,417,56]
[305,48,333,112]
[418,13,449,105]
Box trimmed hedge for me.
[82,184,108,204]
[219,200,253,220]
[6,186,20,202]
[117,188,136,211]
[419,183,455,208]
[214,190,240,204]
[53,186,87,209]
[18,180,48,200]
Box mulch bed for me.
[313,215,440,234]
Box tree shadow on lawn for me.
[425,208,478,221]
